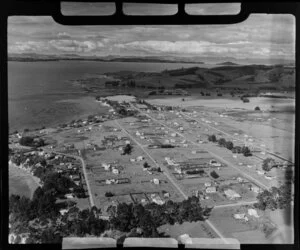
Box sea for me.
[8,60,208,132]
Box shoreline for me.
[9,162,42,199]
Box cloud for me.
[7,13,295,60]
[57,32,72,39]
[49,39,100,52]
[8,41,46,53]
[115,40,213,54]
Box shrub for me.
[241,146,252,156]
[218,138,226,147]
[143,162,150,168]
[231,146,242,154]
[105,192,114,197]
[225,141,234,150]
[208,135,217,142]
[122,144,133,155]
[210,171,219,179]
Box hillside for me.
[104,64,295,91]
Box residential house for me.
[250,185,261,193]
[153,179,160,185]
[209,160,221,167]
[233,213,248,221]
[224,189,241,200]
[206,186,217,193]
[65,193,75,199]
[112,168,119,175]
[248,209,259,218]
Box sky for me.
[8,3,295,61]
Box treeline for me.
[10,193,212,243]
[108,196,212,237]
[208,135,252,156]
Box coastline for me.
[9,162,41,199]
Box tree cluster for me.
[254,184,292,211]
[262,158,277,172]
[19,136,45,148]
[109,196,212,237]
[208,135,252,156]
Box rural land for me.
[9,63,295,245]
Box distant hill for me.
[217,61,239,66]
[8,53,204,64]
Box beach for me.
[9,163,41,199]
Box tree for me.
[208,135,217,142]
[122,144,133,155]
[232,146,242,154]
[218,138,226,147]
[143,162,150,168]
[32,187,45,202]
[241,146,252,156]
[225,141,234,150]
[105,192,114,197]
[262,158,277,172]
[255,106,260,111]
[210,171,219,179]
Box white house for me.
[209,160,221,167]
[234,213,246,220]
[102,163,111,171]
[237,177,244,183]
[256,170,265,175]
[248,208,259,218]
[65,194,75,199]
[153,178,160,185]
[136,156,144,161]
[233,213,249,221]
[206,186,217,193]
[112,168,119,175]
[250,185,261,193]
[59,209,69,216]
[224,189,241,200]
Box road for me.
[114,120,188,200]
[214,200,257,209]
[131,105,269,190]
[180,111,294,164]
[114,119,230,243]
[45,150,95,208]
